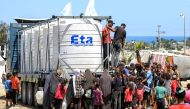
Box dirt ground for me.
[0,85,35,109]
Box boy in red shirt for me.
[11,71,20,106]
[136,77,144,109]
[171,75,179,103]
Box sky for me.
[0,0,190,36]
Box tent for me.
[129,50,190,79]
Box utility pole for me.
[156,25,165,49]
[180,13,186,54]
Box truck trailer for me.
[7,16,111,106]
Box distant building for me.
[177,41,184,46]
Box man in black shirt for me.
[111,23,126,68]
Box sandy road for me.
[0,98,34,109]
[0,85,35,109]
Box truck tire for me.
[27,82,33,105]
[34,83,39,106]
[21,82,27,104]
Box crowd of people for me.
[2,71,20,108]
[43,61,190,109]
[2,61,190,109]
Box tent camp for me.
[129,50,190,79]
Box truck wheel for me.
[34,83,39,106]
[27,82,33,105]
[21,82,27,104]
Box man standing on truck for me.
[102,20,114,69]
[111,23,126,69]
[11,71,20,106]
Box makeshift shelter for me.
[129,50,190,79]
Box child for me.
[54,78,67,109]
[154,78,166,109]
[171,74,179,104]
[185,83,190,103]
[93,84,104,109]
[129,77,137,91]
[11,71,20,106]
[129,77,137,108]
[164,73,171,106]
[143,82,150,109]
[125,83,133,109]
[136,77,144,109]
[4,73,12,107]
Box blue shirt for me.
[146,70,153,88]
[124,68,130,76]
[5,80,11,93]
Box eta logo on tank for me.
[71,35,93,46]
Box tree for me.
[151,41,156,49]
[186,37,190,47]
[0,21,8,44]
[135,41,145,50]
[160,38,178,50]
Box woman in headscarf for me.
[100,69,112,109]
[82,69,96,109]
[43,67,64,109]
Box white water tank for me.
[20,17,106,74]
